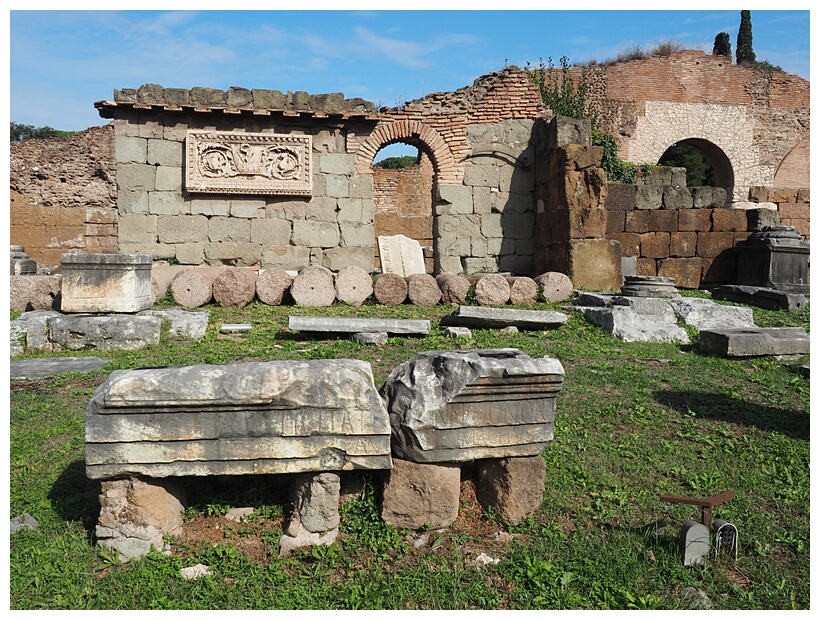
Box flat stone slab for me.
[698,327,810,357]
[582,305,690,344]
[48,314,162,351]
[85,359,392,479]
[440,306,567,330]
[711,285,807,311]
[10,356,113,378]
[139,308,210,339]
[381,348,564,463]
[669,298,755,330]
[288,316,430,335]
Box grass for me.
[8,294,810,610]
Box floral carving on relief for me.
[186,131,312,195]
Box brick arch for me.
[355,120,457,181]
[624,101,761,204]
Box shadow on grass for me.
[653,390,809,440]
[48,459,101,539]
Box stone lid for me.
[95,84,379,120]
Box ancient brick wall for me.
[373,154,435,270]
[567,51,810,205]
[9,125,118,266]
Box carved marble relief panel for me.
[185,130,312,196]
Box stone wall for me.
[354,70,544,275]
[569,51,810,205]
[97,86,381,272]
[9,125,118,266]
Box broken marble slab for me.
[48,314,162,352]
[139,307,210,339]
[711,284,807,312]
[669,297,755,330]
[288,316,430,336]
[85,359,392,479]
[380,348,564,463]
[11,356,113,379]
[582,299,691,344]
[698,327,810,358]
[440,306,567,330]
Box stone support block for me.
[95,477,186,562]
[475,456,546,526]
[49,314,162,351]
[60,253,153,313]
[380,458,461,530]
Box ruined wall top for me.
[95,85,379,120]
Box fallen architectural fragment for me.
[440,306,567,330]
[711,284,807,311]
[381,348,564,463]
[85,359,392,479]
[288,316,430,336]
[698,327,810,358]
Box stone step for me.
[288,316,430,335]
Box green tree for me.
[373,155,419,169]
[10,121,72,142]
[659,143,714,187]
[736,10,756,65]
[712,32,732,61]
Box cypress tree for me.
[736,10,756,65]
[713,32,732,61]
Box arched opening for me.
[371,141,436,272]
[658,138,734,191]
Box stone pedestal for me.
[10,246,36,275]
[735,226,810,294]
[620,275,680,298]
[279,472,341,555]
[60,253,153,313]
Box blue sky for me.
[7,6,812,145]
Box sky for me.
[7,5,811,138]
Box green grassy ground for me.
[8,294,810,609]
